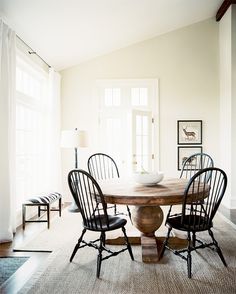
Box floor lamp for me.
[61,128,88,212]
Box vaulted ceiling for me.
[0,0,223,70]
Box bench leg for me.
[47,204,50,229]
[38,206,41,217]
[59,198,62,217]
[22,204,26,230]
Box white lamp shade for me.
[61,130,88,148]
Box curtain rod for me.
[16,35,51,68]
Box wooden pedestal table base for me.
[105,205,188,263]
[106,229,188,263]
[132,205,163,263]
[106,205,165,263]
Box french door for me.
[97,79,159,175]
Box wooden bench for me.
[22,192,62,230]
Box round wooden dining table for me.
[99,177,203,263]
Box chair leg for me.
[126,206,133,224]
[101,230,106,247]
[38,206,41,217]
[165,205,173,225]
[122,226,134,260]
[70,228,86,262]
[187,231,192,278]
[97,231,105,278]
[114,204,117,215]
[159,226,172,259]
[192,231,196,248]
[208,228,227,267]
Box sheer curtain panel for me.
[0,20,16,242]
[15,60,62,209]
[47,68,62,193]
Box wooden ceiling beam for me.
[216,0,236,21]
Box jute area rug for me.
[14,206,143,252]
[18,209,236,294]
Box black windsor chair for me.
[68,169,134,278]
[87,153,132,223]
[160,167,228,278]
[180,152,214,179]
[166,153,214,223]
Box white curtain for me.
[0,20,16,242]
[15,58,62,207]
[46,68,62,193]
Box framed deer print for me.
[178,146,203,170]
[177,120,202,145]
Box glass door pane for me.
[132,110,152,172]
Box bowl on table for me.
[133,171,164,186]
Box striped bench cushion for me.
[24,192,61,204]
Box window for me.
[131,87,148,106]
[15,54,53,209]
[104,88,121,106]
[97,79,159,175]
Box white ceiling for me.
[0,0,223,71]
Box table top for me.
[99,177,192,206]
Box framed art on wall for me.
[177,120,202,145]
[177,146,203,171]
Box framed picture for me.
[177,120,202,145]
[178,146,203,171]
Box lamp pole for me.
[61,128,88,213]
[68,128,80,213]
[75,147,78,169]
[61,128,87,212]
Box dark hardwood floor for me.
[0,203,69,294]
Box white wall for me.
[233,7,236,207]
[60,19,219,201]
[219,5,236,208]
